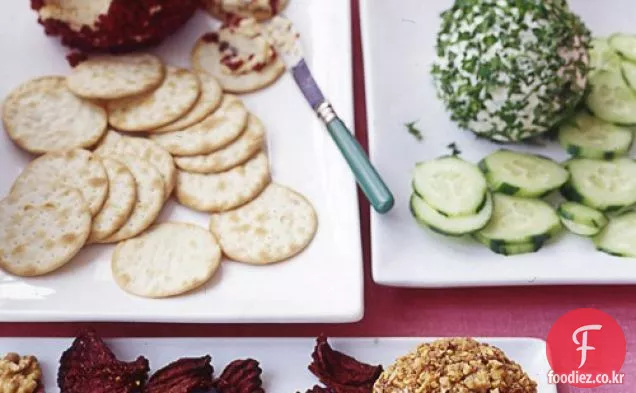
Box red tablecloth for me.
[1,1,633,392]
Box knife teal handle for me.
[325,117,394,214]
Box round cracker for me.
[0,184,91,277]
[107,67,201,132]
[174,114,265,173]
[192,37,285,94]
[112,222,221,298]
[210,183,317,265]
[2,76,107,154]
[176,151,271,212]
[149,94,248,156]
[93,128,123,156]
[87,158,137,243]
[202,0,289,21]
[94,131,176,199]
[152,72,223,133]
[11,149,108,216]
[95,156,165,243]
[67,53,165,100]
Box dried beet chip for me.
[308,336,383,393]
[144,356,214,393]
[58,330,149,393]
[213,359,265,393]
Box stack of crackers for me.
[0,53,317,299]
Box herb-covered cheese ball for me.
[432,0,591,143]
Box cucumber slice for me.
[586,70,636,125]
[486,241,542,256]
[478,150,569,197]
[609,33,636,62]
[594,212,636,257]
[590,37,622,75]
[562,158,636,212]
[474,193,562,246]
[410,192,493,236]
[412,156,487,217]
[621,60,636,93]
[561,220,602,237]
[557,202,609,236]
[558,111,633,159]
[557,202,609,228]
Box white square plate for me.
[0,1,363,322]
[361,0,636,287]
[0,337,555,393]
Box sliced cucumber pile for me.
[558,111,633,159]
[562,157,636,212]
[557,202,609,237]
[412,156,487,217]
[474,194,561,256]
[479,150,569,197]
[594,212,636,257]
[410,192,493,236]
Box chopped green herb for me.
[447,142,461,156]
[405,120,423,141]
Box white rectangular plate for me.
[361,0,636,287]
[0,337,555,393]
[0,0,362,321]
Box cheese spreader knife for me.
[264,16,394,214]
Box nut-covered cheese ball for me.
[373,338,537,393]
[432,0,591,142]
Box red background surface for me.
[0,1,633,392]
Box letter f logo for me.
[573,324,603,369]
